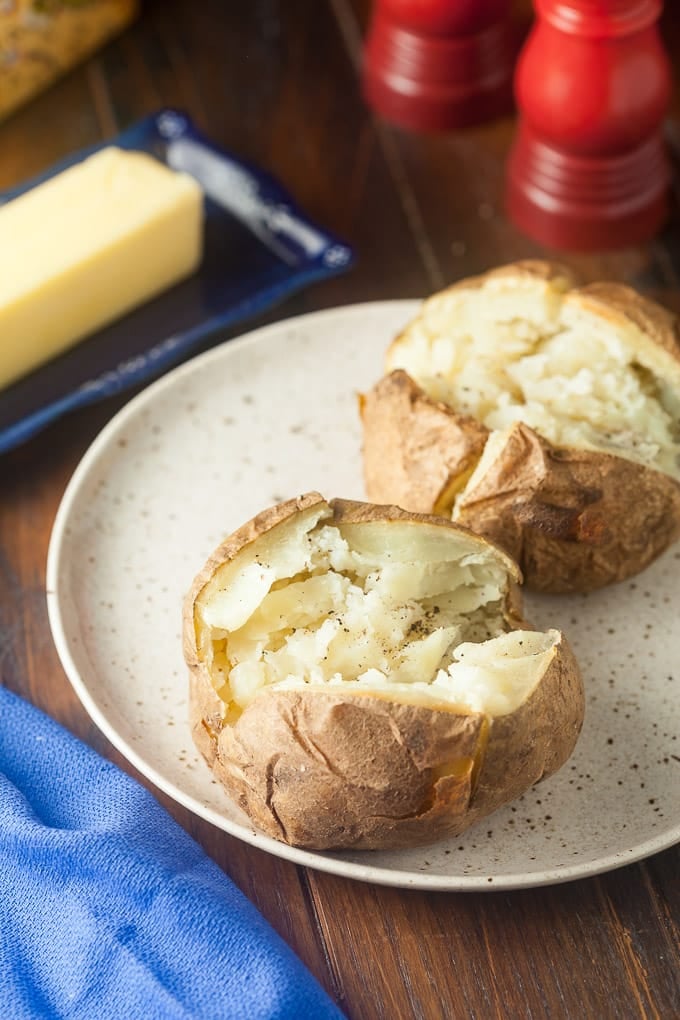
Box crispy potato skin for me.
[455,423,680,593]
[202,683,484,850]
[185,495,584,851]
[363,377,680,592]
[361,370,489,515]
[362,261,680,592]
[189,634,583,851]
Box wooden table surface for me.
[2,2,679,1018]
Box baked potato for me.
[361,261,680,592]
[184,493,584,851]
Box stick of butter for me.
[0,146,203,391]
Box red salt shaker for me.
[506,0,672,251]
[362,0,516,132]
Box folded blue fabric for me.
[0,686,345,1020]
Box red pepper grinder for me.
[506,0,672,251]
[362,0,516,132]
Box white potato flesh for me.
[196,511,557,718]
[438,630,557,716]
[387,280,680,478]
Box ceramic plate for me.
[47,302,680,891]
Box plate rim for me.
[46,300,680,892]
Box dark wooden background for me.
[1,3,679,1017]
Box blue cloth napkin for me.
[0,686,345,1020]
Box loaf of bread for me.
[0,1,137,122]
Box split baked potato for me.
[361,261,680,592]
[184,493,584,851]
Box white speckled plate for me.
[47,302,680,891]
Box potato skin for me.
[194,678,483,850]
[185,495,584,851]
[455,423,680,593]
[364,391,680,592]
[188,632,582,851]
[361,370,489,515]
[362,262,680,593]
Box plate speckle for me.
[47,302,680,891]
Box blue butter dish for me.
[0,109,354,455]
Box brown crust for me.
[361,370,489,516]
[363,374,680,592]
[455,423,680,592]
[184,494,583,850]
[187,631,583,850]
[210,686,484,850]
[189,669,223,768]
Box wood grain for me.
[1,1,678,1017]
